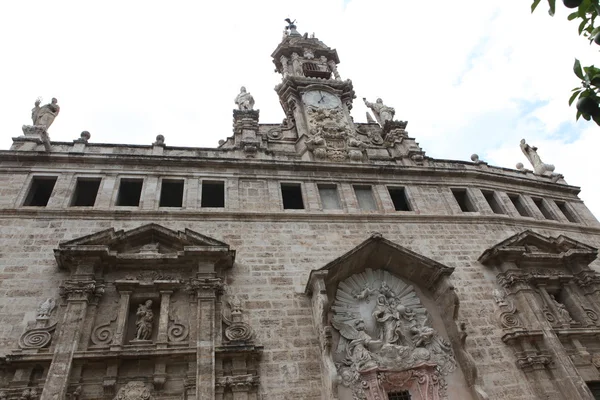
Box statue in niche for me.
[235,86,255,110]
[519,139,555,176]
[135,300,154,340]
[550,295,575,323]
[331,269,456,392]
[363,97,395,126]
[31,97,60,129]
[37,298,56,318]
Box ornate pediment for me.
[54,224,235,270]
[478,230,597,267]
[306,233,454,300]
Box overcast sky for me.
[0,0,598,217]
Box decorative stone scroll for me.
[19,323,57,349]
[222,295,254,343]
[91,316,117,346]
[167,318,189,343]
[331,269,456,396]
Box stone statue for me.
[37,298,56,318]
[519,139,555,176]
[235,87,255,111]
[372,294,400,344]
[363,97,395,126]
[331,318,379,371]
[550,295,574,323]
[134,300,154,340]
[31,97,60,129]
[113,381,152,400]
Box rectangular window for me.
[70,178,101,207]
[451,188,476,212]
[281,183,304,209]
[354,185,378,211]
[159,179,184,208]
[388,391,412,400]
[318,184,341,210]
[201,181,225,208]
[555,201,578,223]
[481,190,505,214]
[23,176,57,207]
[508,194,530,217]
[388,187,411,211]
[116,178,143,207]
[532,197,556,220]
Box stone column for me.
[189,277,223,400]
[291,52,301,76]
[40,280,103,400]
[328,61,340,80]
[111,290,131,350]
[280,55,289,77]
[232,386,249,400]
[156,290,173,348]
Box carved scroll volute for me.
[305,270,338,400]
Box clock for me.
[303,90,341,109]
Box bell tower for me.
[271,20,364,161]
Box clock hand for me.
[318,91,325,103]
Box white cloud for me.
[0,0,598,217]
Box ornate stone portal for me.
[331,269,456,399]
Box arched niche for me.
[305,233,485,400]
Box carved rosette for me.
[225,322,253,342]
[113,381,152,400]
[19,323,57,349]
[167,320,189,342]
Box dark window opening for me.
[388,187,411,211]
[532,198,556,220]
[588,382,600,399]
[302,62,332,79]
[159,179,184,208]
[555,201,578,223]
[23,176,57,207]
[318,184,341,210]
[451,188,476,212]
[281,183,304,209]
[201,181,225,208]
[70,178,101,207]
[116,179,143,207]
[508,194,530,217]
[354,185,378,211]
[482,190,505,214]
[388,391,412,400]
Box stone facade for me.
[1,23,600,400]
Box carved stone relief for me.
[113,381,152,400]
[18,323,57,349]
[330,269,456,398]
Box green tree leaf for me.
[568,11,580,20]
[569,90,582,105]
[532,0,542,12]
[548,0,556,16]
[574,59,585,80]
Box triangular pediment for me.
[55,224,235,270]
[306,233,454,300]
[478,230,597,266]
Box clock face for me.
[303,90,341,109]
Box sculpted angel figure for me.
[235,86,255,110]
[331,318,380,370]
[31,97,60,129]
[135,300,154,340]
[519,139,555,176]
[363,97,395,126]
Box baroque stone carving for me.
[31,97,60,129]
[222,295,254,342]
[492,289,523,329]
[91,315,117,346]
[519,139,556,176]
[549,295,575,324]
[167,318,189,342]
[113,381,152,400]
[331,269,456,393]
[19,388,38,400]
[19,323,56,349]
[59,280,105,302]
[36,298,56,318]
[134,300,154,340]
[363,97,394,126]
[235,86,255,111]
